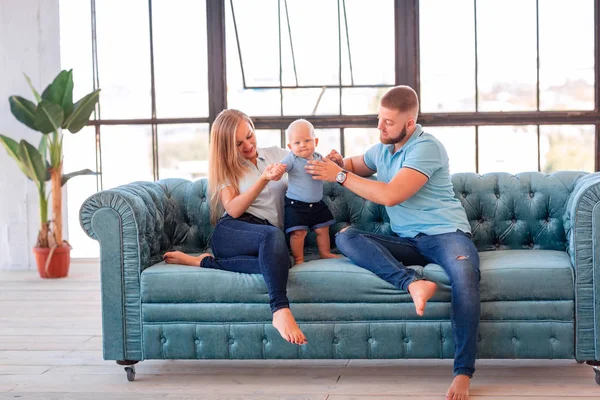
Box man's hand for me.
[262,163,286,181]
[305,158,342,182]
[324,149,344,168]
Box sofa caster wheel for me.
[125,366,136,382]
[116,360,138,382]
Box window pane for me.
[228,89,281,117]
[478,126,538,174]
[315,129,341,155]
[344,128,380,157]
[539,0,594,110]
[63,127,99,258]
[96,0,151,119]
[59,0,94,106]
[283,88,340,116]
[285,1,339,85]
[429,127,476,173]
[226,0,281,116]
[153,0,208,118]
[158,124,209,181]
[100,126,153,189]
[227,0,279,87]
[419,0,475,112]
[342,88,390,115]
[476,0,537,111]
[256,130,283,149]
[341,0,395,85]
[540,125,594,173]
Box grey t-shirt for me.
[280,152,324,204]
[223,146,289,229]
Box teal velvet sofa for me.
[80,171,600,383]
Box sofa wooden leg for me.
[116,360,139,382]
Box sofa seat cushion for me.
[425,249,574,301]
[140,249,573,304]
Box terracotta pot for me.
[33,245,71,279]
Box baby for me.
[280,119,341,264]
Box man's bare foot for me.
[407,280,437,316]
[320,252,342,259]
[446,375,470,400]
[272,308,307,345]
[163,251,212,267]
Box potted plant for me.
[0,70,100,278]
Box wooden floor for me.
[0,263,599,400]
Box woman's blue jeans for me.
[201,215,291,313]
[335,227,481,377]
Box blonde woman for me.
[163,109,307,345]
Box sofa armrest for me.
[564,171,600,361]
[79,181,170,360]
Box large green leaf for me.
[61,168,98,186]
[9,96,37,131]
[42,70,74,121]
[0,134,20,161]
[0,135,50,182]
[18,140,47,183]
[0,135,38,180]
[38,135,47,157]
[34,101,64,134]
[24,74,42,102]
[64,90,100,133]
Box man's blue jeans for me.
[335,227,481,377]
[201,215,291,313]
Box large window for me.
[419,0,597,175]
[60,0,599,258]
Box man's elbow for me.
[381,192,404,207]
[382,199,401,207]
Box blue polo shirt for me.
[363,124,471,238]
[280,151,324,203]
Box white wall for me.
[0,0,62,270]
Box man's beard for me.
[380,125,407,145]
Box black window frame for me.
[85,0,600,188]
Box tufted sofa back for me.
[153,171,586,257]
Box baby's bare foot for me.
[320,252,342,259]
[293,258,304,265]
[446,374,470,400]
[163,251,211,267]
[407,280,437,316]
[272,308,307,345]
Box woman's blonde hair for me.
[208,109,254,224]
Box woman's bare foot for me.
[446,375,470,400]
[272,308,307,345]
[407,280,437,316]
[163,251,212,267]
[320,252,342,259]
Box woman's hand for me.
[305,158,341,182]
[325,149,344,168]
[262,162,287,182]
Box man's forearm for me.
[342,173,393,206]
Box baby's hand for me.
[263,162,286,181]
[325,149,344,168]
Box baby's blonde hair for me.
[286,119,315,142]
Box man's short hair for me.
[381,86,419,116]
